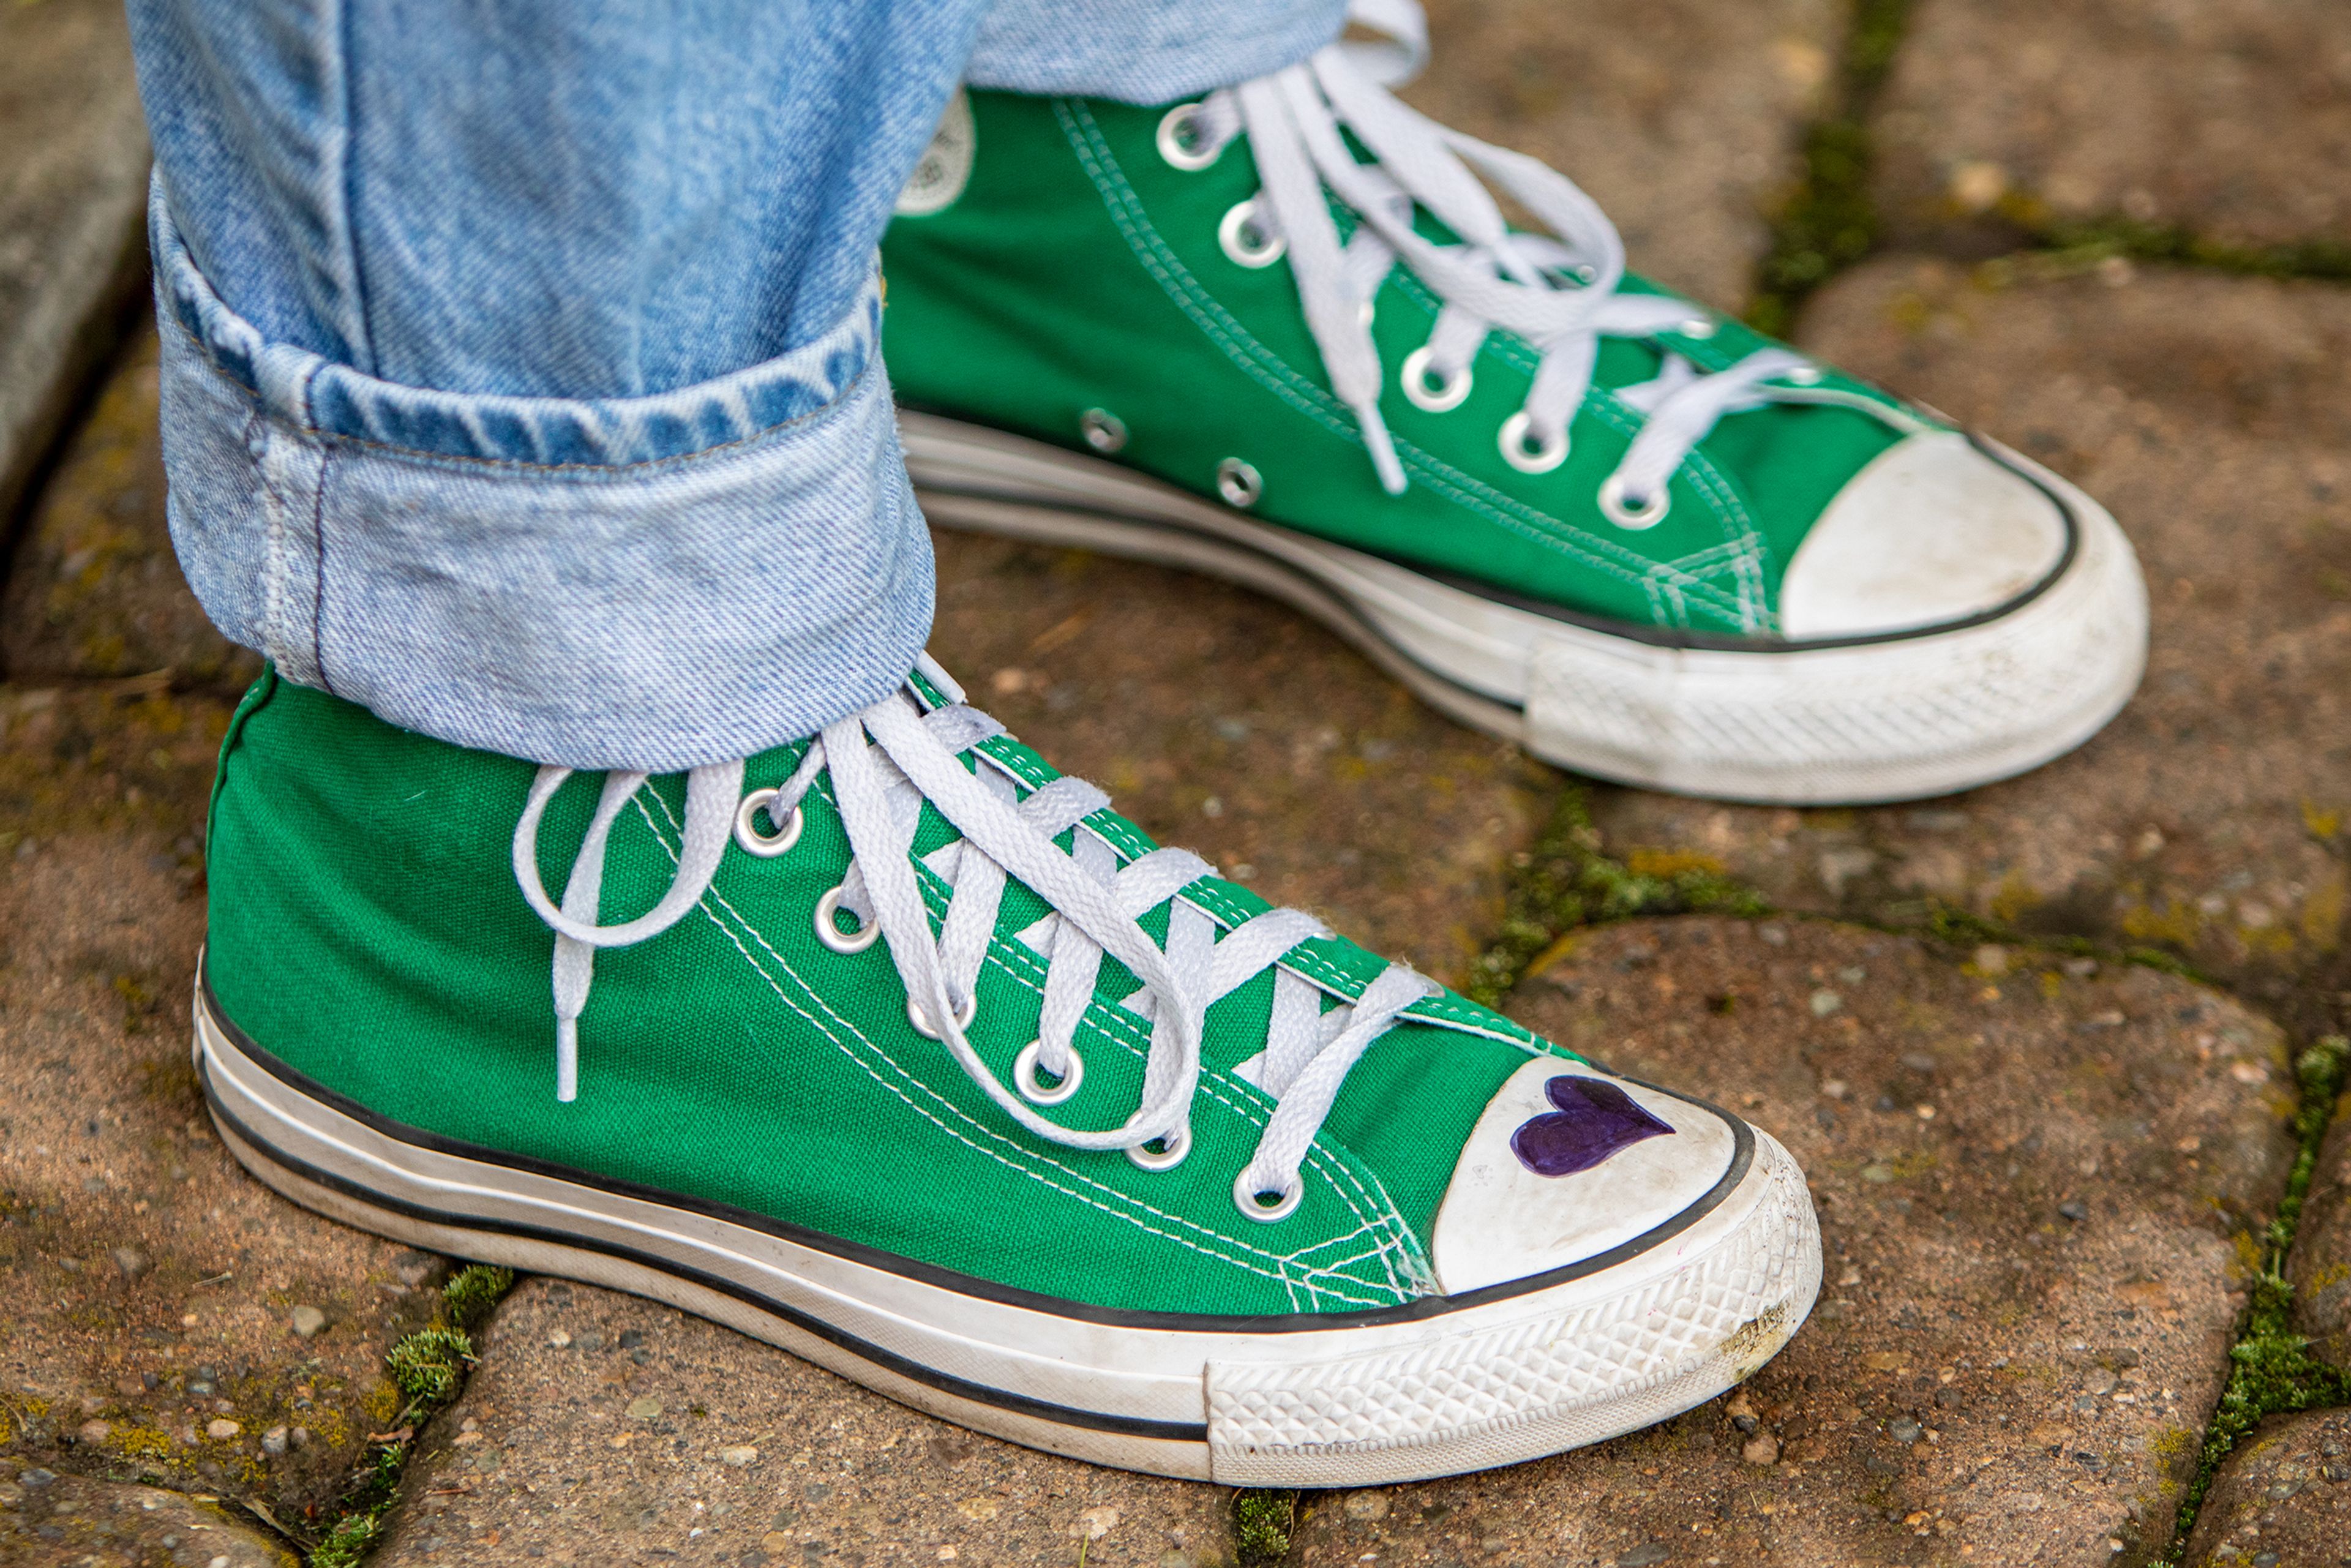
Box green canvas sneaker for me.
[195,658,1820,1484]
[879,52,2150,805]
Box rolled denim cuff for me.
[151,178,932,773]
[964,0,1346,103]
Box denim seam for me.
[253,409,290,681]
[156,184,885,475]
[309,444,334,697]
[167,293,888,487]
[288,353,886,478]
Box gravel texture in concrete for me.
[0,1465,298,1568]
[2178,1407,2351,1568]
[0,682,454,1526]
[368,1278,1234,1568]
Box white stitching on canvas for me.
[628,790,1406,1307]
[1059,101,1768,633]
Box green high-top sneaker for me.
[879,53,2148,805]
[195,659,1820,1484]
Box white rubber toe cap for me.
[1428,1057,1742,1296]
[1779,430,2069,640]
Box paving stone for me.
[928,533,1548,986]
[0,1466,297,1567]
[1588,260,2351,1022]
[1872,0,2351,252]
[1286,916,2297,1566]
[2,328,258,689]
[368,1277,1232,1567]
[2179,1407,2351,1568]
[0,0,151,527]
[0,681,449,1526]
[2293,1091,2351,1368]
[1403,0,1843,310]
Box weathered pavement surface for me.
[0,0,150,530]
[2177,1408,2351,1568]
[367,1280,1235,1568]
[1873,1,2351,253]
[1293,918,2295,1566]
[1,328,259,691]
[0,347,444,1555]
[2295,1101,2351,1370]
[0,1468,297,1568]
[4,2,2350,1566]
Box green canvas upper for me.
[204,670,1584,1317]
[880,90,1932,639]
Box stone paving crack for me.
[306,1265,514,1568]
[1463,782,1769,1010]
[1992,219,2351,290]
[1865,895,2220,990]
[2159,1034,2351,1564]
[1745,0,1916,337]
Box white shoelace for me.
[1182,1,1817,519]
[512,661,1436,1221]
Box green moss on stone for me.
[1463,786,1768,1008]
[1234,1489,1296,1567]
[2161,1036,2351,1563]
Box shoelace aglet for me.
[555,1014,579,1103]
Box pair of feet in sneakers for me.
[197,45,2145,1485]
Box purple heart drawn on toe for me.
[1510,1075,1676,1177]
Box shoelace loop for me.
[1193,3,1825,514]
[512,663,1436,1220]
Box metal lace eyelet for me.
[1498,411,1568,474]
[1233,1169,1303,1223]
[1079,408,1128,454]
[813,885,880,953]
[1218,200,1286,268]
[1678,316,1718,340]
[1783,365,1824,386]
[1215,458,1262,508]
[1127,1125,1191,1172]
[1598,473,1672,530]
[733,789,803,857]
[1157,102,1223,171]
[906,991,979,1041]
[1013,1039,1085,1106]
[1400,345,1472,413]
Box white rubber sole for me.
[902,413,2150,806]
[197,980,1822,1485]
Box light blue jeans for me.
[128,0,1344,771]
